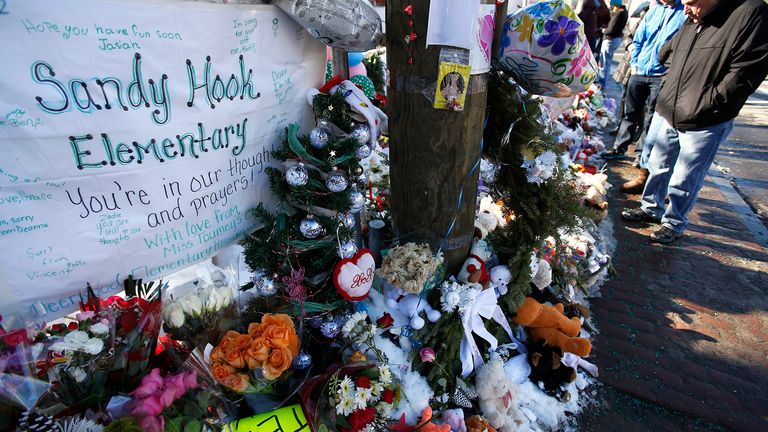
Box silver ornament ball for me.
[355,144,372,159]
[338,239,359,258]
[292,350,313,370]
[349,123,371,146]
[320,320,340,338]
[309,127,331,149]
[257,275,277,296]
[349,186,366,213]
[299,215,325,239]
[338,212,356,230]
[285,163,309,187]
[325,169,349,193]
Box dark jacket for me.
[578,0,600,40]
[603,7,628,39]
[655,0,768,131]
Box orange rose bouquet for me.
[209,314,300,393]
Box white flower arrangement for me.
[89,322,109,336]
[522,150,560,185]
[378,365,392,386]
[50,330,105,355]
[379,243,443,294]
[336,396,355,416]
[341,311,369,339]
[439,279,482,314]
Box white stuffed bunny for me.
[385,284,441,330]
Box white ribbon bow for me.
[459,288,515,377]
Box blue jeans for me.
[640,113,734,234]
[598,37,622,87]
[612,75,662,153]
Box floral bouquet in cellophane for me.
[39,277,163,411]
[300,362,398,432]
[161,264,238,358]
[208,313,300,394]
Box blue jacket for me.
[630,1,686,76]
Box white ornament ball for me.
[338,212,356,230]
[325,169,348,193]
[349,185,366,213]
[299,215,324,239]
[356,144,372,159]
[338,240,359,258]
[309,127,331,149]
[285,163,309,187]
[349,123,371,146]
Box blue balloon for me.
[348,52,365,66]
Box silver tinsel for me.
[292,350,313,369]
[348,185,366,213]
[299,215,325,239]
[349,123,371,146]
[325,169,348,193]
[320,320,340,338]
[338,239,358,258]
[480,159,499,184]
[337,212,356,230]
[309,127,331,149]
[285,163,309,187]
[355,143,372,159]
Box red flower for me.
[382,388,395,404]
[376,313,394,329]
[67,322,78,331]
[349,407,376,432]
[355,376,371,389]
[2,329,29,348]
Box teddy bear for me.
[465,416,497,432]
[512,297,591,357]
[385,284,441,330]
[474,194,507,239]
[475,356,526,432]
[527,338,577,396]
[458,239,493,288]
[489,265,512,296]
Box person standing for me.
[601,0,686,167]
[621,0,768,243]
[598,0,628,88]
[578,0,608,54]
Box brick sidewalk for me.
[587,153,768,430]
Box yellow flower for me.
[518,15,535,43]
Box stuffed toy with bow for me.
[458,240,493,288]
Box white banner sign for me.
[0,0,324,320]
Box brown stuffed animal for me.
[466,415,497,432]
[513,297,591,357]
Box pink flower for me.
[419,347,436,363]
[75,311,95,321]
[132,368,163,399]
[166,374,188,399]
[159,385,179,408]
[183,371,197,390]
[131,395,164,417]
[139,415,165,432]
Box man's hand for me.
[631,66,638,76]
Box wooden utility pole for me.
[386,0,493,274]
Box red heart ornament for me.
[332,249,376,301]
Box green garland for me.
[483,69,595,314]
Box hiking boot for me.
[601,148,626,160]
[620,168,649,194]
[621,208,661,223]
[650,225,682,244]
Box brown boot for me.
[620,168,649,194]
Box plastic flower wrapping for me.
[498,0,597,97]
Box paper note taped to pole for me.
[0,0,324,320]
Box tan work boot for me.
[620,168,649,194]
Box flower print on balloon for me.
[537,16,580,56]
[497,0,596,97]
[567,44,595,79]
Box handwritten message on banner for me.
[0,0,324,320]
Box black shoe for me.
[621,208,661,223]
[650,225,682,244]
[602,149,626,160]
